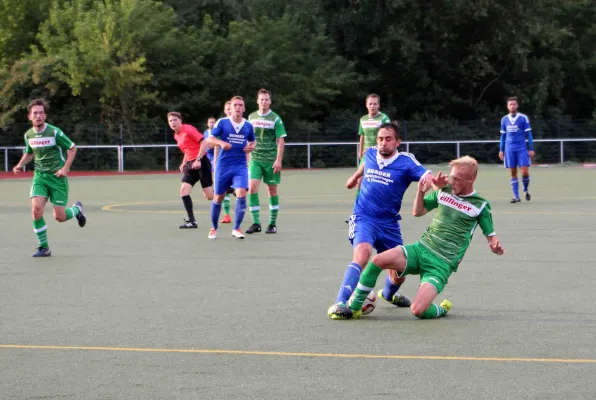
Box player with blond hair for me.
[344,156,505,320]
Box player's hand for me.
[220,141,232,151]
[273,159,282,174]
[431,171,448,189]
[498,152,504,161]
[528,150,535,159]
[417,176,432,193]
[489,236,505,255]
[54,168,68,177]
[179,164,185,172]
[12,165,23,174]
[243,142,255,153]
[346,175,359,189]
[192,160,201,169]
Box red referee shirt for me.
[174,124,204,160]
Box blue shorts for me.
[504,149,531,168]
[348,214,403,253]
[214,164,248,195]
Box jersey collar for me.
[376,150,399,169]
[33,123,48,134]
[230,118,246,132]
[257,110,272,117]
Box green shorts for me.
[398,242,453,294]
[249,159,280,185]
[30,171,69,206]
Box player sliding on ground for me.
[12,99,86,257]
[343,156,505,320]
[328,122,448,319]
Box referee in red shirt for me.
[168,112,214,228]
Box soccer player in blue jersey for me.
[499,96,535,203]
[207,96,256,239]
[205,116,233,224]
[328,122,448,319]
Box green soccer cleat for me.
[377,289,411,308]
[440,299,452,313]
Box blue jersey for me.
[353,148,428,221]
[500,113,533,151]
[211,117,255,169]
[203,128,215,162]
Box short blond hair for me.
[449,156,478,177]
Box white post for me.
[118,146,123,172]
[307,143,311,169]
[165,146,169,172]
[456,142,461,159]
[560,141,564,164]
[3,149,7,172]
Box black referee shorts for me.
[181,155,213,188]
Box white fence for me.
[2,138,596,172]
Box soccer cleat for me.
[227,187,237,197]
[440,299,452,313]
[525,191,531,201]
[344,217,350,224]
[327,303,362,320]
[377,289,411,308]
[179,219,198,229]
[246,223,261,234]
[208,228,217,239]
[231,229,245,239]
[221,214,232,224]
[265,224,277,234]
[510,197,521,203]
[32,247,51,257]
[74,201,87,227]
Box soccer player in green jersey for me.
[12,99,87,257]
[346,156,505,319]
[245,88,287,234]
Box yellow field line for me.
[1,344,594,363]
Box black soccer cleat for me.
[179,219,198,229]
[510,197,521,203]
[265,224,277,234]
[32,247,51,257]
[525,191,531,201]
[246,223,261,234]
[74,201,87,227]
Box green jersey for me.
[420,186,495,270]
[359,112,390,149]
[24,123,75,173]
[248,110,287,163]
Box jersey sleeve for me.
[188,125,204,142]
[247,123,256,142]
[404,153,428,181]
[358,121,364,136]
[55,129,75,150]
[381,114,391,124]
[477,202,495,236]
[24,135,33,154]
[211,119,223,139]
[275,117,287,139]
[423,189,440,212]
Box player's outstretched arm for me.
[346,162,366,189]
[487,235,505,255]
[208,135,231,150]
[12,153,34,174]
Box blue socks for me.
[510,178,519,199]
[382,275,401,301]
[335,262,362,304]
[234,197,247,230]
[211,201,222,229]
[522,176,530,192]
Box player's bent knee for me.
[410,302,428,317]
[267,185,278,197]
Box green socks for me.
[349,262,383,311]
[64,206,80,221]
[269,195,279,226]
[33,218,49,248]
[416,303,448,319]
[248,193,260,225]
[223,194,231,216]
